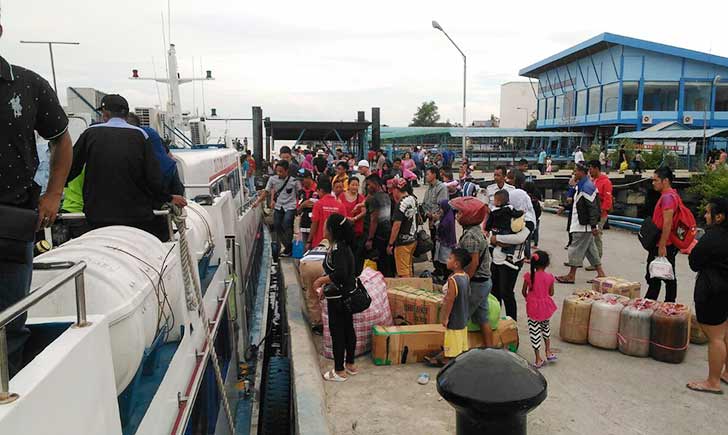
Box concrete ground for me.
[286,196,725,434]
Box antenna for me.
[151,57,163,108]
[200,57,207,117]
[192,56,196,116]
[167,0,172,43]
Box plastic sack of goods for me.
[618,298,660,357]
[650,303,690,364]
[448,196,487,226]
[588,294,629,349]
[649,257,675,281]
[322,268,394,359]
[560,290,602,344]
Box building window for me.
[555,94,565,120]
[601,83,619,113]
[643,82,678,111]
[621,81,639,111]
[684,82,711,111]
[537,99,546,120]
[576,90,587,116]
[564,91,576,118]
[716,84,728,112]
[588,87,601,115]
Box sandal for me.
[555,276,575,284]
[686,382,723,395]
[345,366,359,376]
[424,355,446,368]
[546,353,558,362]
[533,360,545,369]
[323,369,348,382]
[586,279,597,284]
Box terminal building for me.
[519,33,728,146]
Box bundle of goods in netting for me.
[650,303,690,364]
[449,196,487,226]
[588,293,629,349]
[560,290,602,344]
[618,298,660,357]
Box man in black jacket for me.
[556,164,606,284]
[66,94,187,241]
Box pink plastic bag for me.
[322,268,393,359]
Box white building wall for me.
[499,82,537,128]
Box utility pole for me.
[20,40,80,94]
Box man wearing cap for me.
[313,149,328,177]
[355,160,371,195]
[0,18,74,376]
[66,94,187,241]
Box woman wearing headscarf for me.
[301,153,314,172]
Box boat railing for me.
[0,261,89,404]
[56,210,175,241]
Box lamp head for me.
[432,20,442,31]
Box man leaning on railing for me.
[0,16,73,378]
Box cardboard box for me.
[372,324,446,365]
[592,277,641,299]
[372,318,520,366]
[383,277,437,292]
[387,285,444,325]
[467,318,519,351]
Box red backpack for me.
[653,191,697,251]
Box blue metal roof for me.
[519,32,728,77]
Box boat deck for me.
[283,211,726,435]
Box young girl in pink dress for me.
[521,250,558,368]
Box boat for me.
[0,37,286,435]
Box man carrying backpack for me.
[645,167,694,302]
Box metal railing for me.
[56,210,174,241]
[0,261,89,404]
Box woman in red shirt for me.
[339,177,366,274]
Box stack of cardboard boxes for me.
[372,277,519,365]
[591,277,641,299]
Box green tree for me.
[410,101,441,127]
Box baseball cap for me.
[97,94,129,113]
[316,149,325,156]
[357,160,370,168]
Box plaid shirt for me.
[458,225,491,279]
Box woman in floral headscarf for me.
[387,177,418,277]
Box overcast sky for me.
[2,0,727,140]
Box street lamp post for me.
[432,20,467,160]
[20,40,80,94]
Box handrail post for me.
[0,327,19,404]
[74,271,89,328]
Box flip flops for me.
[424,355,447,368]
[345,366,359,376]
[546,353,558,362]
[686,382,723,395]
[533,360,545,369]
[555,276,575,284]
[323,369,348,382]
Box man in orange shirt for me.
[588,160,613,264]
[307,177,346,249]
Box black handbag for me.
[0,204,38,264]
[414,228,433,257]
[342,278,372,314]
[638,216,661,251]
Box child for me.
[546,156,553,174]
[485,189,524,262]
[425,248,471,367]
[521,250,558,368]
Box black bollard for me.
[437,348,547,435]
